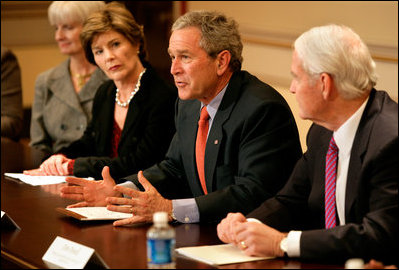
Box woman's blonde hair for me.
[48,1,105,26]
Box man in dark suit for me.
[217,24,398,265]
[60,10,302,225]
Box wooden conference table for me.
[1,137,343,269]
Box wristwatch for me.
[280,237,288,257]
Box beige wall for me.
[1,1,66,109]
[187,1,398,151]
[2,1,398,151]
[7,45,67,108]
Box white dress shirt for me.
[285,97,369,257]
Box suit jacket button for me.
[214,139,219,145]
[184,217,190,222]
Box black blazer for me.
[124,70,302,222]
[59,65,177,180]
[247,89,398,265]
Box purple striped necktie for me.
[325,136,339,229]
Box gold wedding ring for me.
[240,241,247,249]
[130,207,134,213]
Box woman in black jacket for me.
[24,2,176,181]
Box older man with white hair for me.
[217,24,398,266]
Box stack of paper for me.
[57,207,133,221]
[4,173,93,186]
[175,244,273,265]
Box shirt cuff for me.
[286,230,301,257]
[67,159,75,175]
[246,218,262,224]
[172,198,199,223]
[116,183,201,223]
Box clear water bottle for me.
[147,212,176,269]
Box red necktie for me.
[325,136,339,229]
[196,106,209,194]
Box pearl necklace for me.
[115,68,146,107]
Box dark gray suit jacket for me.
[124,70,302,223]
[247,89,398,265]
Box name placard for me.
[42,236,109,269]
[1,210,21,230]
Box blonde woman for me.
[30,1,108,155]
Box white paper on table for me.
[57,207,133,221]
[175,244,273,265]
[4,173,93,186]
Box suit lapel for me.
[118,85,145,147]
[181,101,203,195]
[49,60,85,115]
[345,91,378,220]
[78,68,105,104]
[204,72,243,193]
[96,83,116,155]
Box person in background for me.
[59,10,302,226]
[1,45,23,141]
[24,2,176,180]
[30,1,108,156]
[217,24,398,266]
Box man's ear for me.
[216,50,231,76]
[320,72,336,101]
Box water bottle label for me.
[147,239,175,264]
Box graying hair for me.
[48,1,105,26]
[294,24,377,99]
[172,10,243,72]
